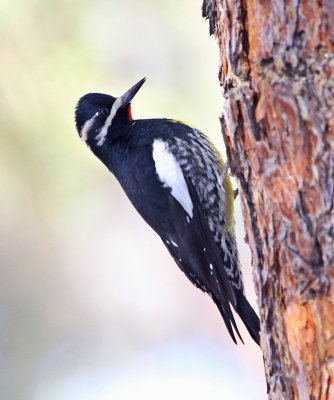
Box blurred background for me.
[0,0,266,398]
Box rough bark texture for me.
[202,1,334,399]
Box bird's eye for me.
[97,108,109,118]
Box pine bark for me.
[202,1,334,399]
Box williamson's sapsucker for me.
[75,78,260,345]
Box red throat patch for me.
[127,105,133,121]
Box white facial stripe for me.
[96,97,122,146]
[80,112,98,142]
[152,139,193,218]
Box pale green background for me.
[0,0,265,398]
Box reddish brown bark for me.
[202,1,334,399]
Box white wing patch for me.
[152,139,193,218]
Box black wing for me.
[117,143,252,344]
[162,175,243,344]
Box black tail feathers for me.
[235,291,261,346]
[213,298,244,345]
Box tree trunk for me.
[202,1,334,399]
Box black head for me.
[75,78,146,146]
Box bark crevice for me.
[203,0,334,398]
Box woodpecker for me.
[75,78,260,345]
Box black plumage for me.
[75,78,260,345]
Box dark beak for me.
[120,77,146,107]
